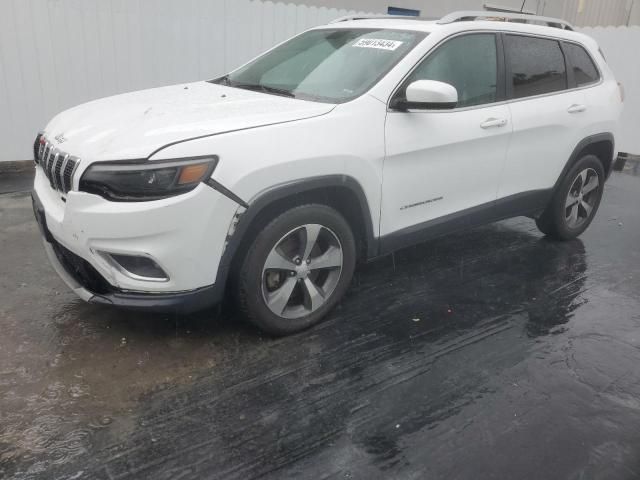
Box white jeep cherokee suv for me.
[32,12,623,335]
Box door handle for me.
[480,118,508,129]
[567,104,587,114]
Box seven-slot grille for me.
[34,134,79,194]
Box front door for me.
[382,33,511,242]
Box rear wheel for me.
[536,154,604,240]
[237,204,356,335]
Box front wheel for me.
[236,204,356,335]
[536,154,605,240]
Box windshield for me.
[213,28,427,103]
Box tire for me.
[236,204,356,335]
[536,154,605,240]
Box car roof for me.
[315,12,598,49]
[328,18,439,33]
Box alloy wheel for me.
[261,224,343,319]
[565,167,600,229]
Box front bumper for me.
[38,230,223,313]
[32,167,234,313]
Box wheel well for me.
[228,186,372,277]
[578,139,614,175]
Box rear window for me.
[564,42,600,87]
[505,35,567,99]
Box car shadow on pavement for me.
[50,219,586,343]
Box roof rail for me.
[437,10,574,31]
[330,14,427,24]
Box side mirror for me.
[391,80,458,110]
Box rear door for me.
[498,34,592,201]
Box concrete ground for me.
[1,165,640,479]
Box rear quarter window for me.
[564,42,600,87]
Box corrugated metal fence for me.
[551,0,632,27]
[0,1,638,162]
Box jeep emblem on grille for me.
[54,133,67,144]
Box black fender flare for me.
[214,174,377,292]
[552,133,615,195]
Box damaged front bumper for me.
[32,189,224,314]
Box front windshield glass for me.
[214,28,426,103]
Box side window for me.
[564,42,600,87]
[405,33,498,108]
[505,35,567,99]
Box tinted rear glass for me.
[564,42,600,87]
[506,35,567,99]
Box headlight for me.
[79,156,218,201]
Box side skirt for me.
[378,189,551,256]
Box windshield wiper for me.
[208,75,231,85]
[209,76,296,98]
[216,75,231,85]
[230,82,296,98]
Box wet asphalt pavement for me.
[1,165,640,480]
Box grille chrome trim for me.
[60,154,70,192]
[43,144,51,169]
[51,153,60,190]
[55,153,65,190]
[63,158,78,192]
[34,136,80,194]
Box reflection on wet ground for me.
[1,168,640,479]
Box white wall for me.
[0,0,370,163]
[580,26,640,155]
[0,1,638,163]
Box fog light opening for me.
[105,253,169,282]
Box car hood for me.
[43,81,335,162]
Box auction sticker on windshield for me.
[352,38,404,50]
